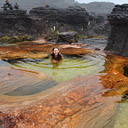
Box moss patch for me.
[0,35,34,43]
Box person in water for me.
[51,47,63,64]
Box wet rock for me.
[95,48,100,51]
[0,52,127,128]
[0,75,118,128]
[101,54,128,97]
[17,42,93,55]
[1,51,49,60]
[60,46,93,55]
[105,4,128,57]
[0,67,57,96]
[0,42,93,60]
[0,112,16,128]
[57,31,78,43]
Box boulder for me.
[57,31,78,43]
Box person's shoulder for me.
[51,52,54,56]
[58,53,63,56]
[59,53,63,59]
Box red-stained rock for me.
[101,54,128,96]
[0,42,93,60]
[0,75,119,128]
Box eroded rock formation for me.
[30,6,89,33]
[0,9,37,37]
[105,4,128,57]
[0,5,89,37]
[101,54,128,97]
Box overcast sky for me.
[76,0,128,4]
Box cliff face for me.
[0,1,114,37]
[0,10,34,37]
[0,6,89,37]
[105,4,128,57]
[30,6,89,32]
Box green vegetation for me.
[0,35,34,43]
[86,35,104,39]
[78,34,85,39]
[44,26,59,41]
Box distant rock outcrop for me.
[30,6,89,32]
[30,6,89,25]
[0,10,32,37]
[105,4,128,57]
[0,0,76,10]
[0,6,89,37]
[78,2,115,15]
[0,1,115,15]
[0,1,114,37]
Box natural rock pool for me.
[9,55,105,83]
[0,39,128,128]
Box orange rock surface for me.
[0,74,119,128]
[101,54,128,96]
[0,42,92,60]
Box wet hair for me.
[52,47,59,52]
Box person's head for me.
[52,47,59,55]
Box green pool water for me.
[8,55,105,83]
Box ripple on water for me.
[0,54,105,98]
[8,55,105,83]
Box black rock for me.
[0,6,89,37]
[105,4,128,57]
[57,31,78,43]
[30,6,89,27]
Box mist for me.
[76,0,128,4]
